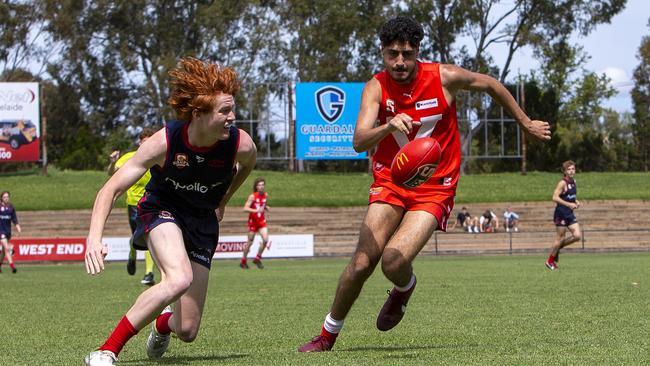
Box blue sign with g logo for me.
[296,82,365,160]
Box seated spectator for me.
[503,207,520,232]
[449,207,479,233]
[480,210,499,233]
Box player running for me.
[83,57,256,365]
[240,177,270,269]
[298,16,551,352]
[545,160,581,270]
[0,191,20,273]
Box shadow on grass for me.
[341,343,482,353]
[120,353,248,364]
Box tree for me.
[0,1,57,81]
[460,0,626,82]
[279,0,389,82]
[43,0,287,128]
[405,0,467,64]
[631,20,650,171]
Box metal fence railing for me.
[428,228,650,256]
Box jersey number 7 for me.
[390,114,443,147]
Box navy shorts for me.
[554,207,577,227]
[132,201,219,269]
[127,205,138,234]
[0,231,11,241]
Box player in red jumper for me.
[299,16,551,352]
[240,177,270,269]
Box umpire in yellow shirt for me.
[107,127,157,285]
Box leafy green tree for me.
[0,1,57,80]
[279,0,389,82]
[460,0,626,82]
[631,20,650,171]
[556,72,617,170]
[405,0,467,63]
[43,0,286,127]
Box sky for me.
[488,0,648,113]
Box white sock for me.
[323,313,344,334]
[395,274,416,292]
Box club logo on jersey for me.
[374,161,384,171]
[315,86,345,123]
[172,153,189,169]
[386,99,395,113]
[442,177,452,186]
[415,98,438,110]
[195,155,205,163]
[159,211,174,220]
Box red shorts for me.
[369,163,455,231]
[248,217,267,232]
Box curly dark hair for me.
[379,16,424,48]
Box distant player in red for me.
[299,16,551,352]
[240,178,270,269]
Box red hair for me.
[167,57,240,122]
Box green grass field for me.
[1,168,649,210]
[1,253,649,365]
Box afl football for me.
[390,137,441,188]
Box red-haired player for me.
[299,16,551,352]
[240,178,270,269]
[83,57,256,365]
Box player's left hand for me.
[524,119,551,141]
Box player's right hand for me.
[387,113,421,134]
[85,238,108,275]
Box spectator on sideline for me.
[107,127,159,285]
[480,210,499,233]
[449,207,479,233]
[503,207,520,232]
[297,16,550,353]
[240,177,270,269]
[545,160,581,270]
[83,57,256,366]
[0,191,20,273]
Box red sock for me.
[9,263,15,270]
[547,255,555,263]
[156,311,173,335]
[255,254,262,261]
[241,258,247,265]
[320,326,338,342]
[99,316,138,356]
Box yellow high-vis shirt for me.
[115,151,151,206]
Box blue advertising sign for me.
[296,82,366,160]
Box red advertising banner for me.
[0,82,41,162]
[12,237,86,262]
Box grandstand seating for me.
[17,200,650,257]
